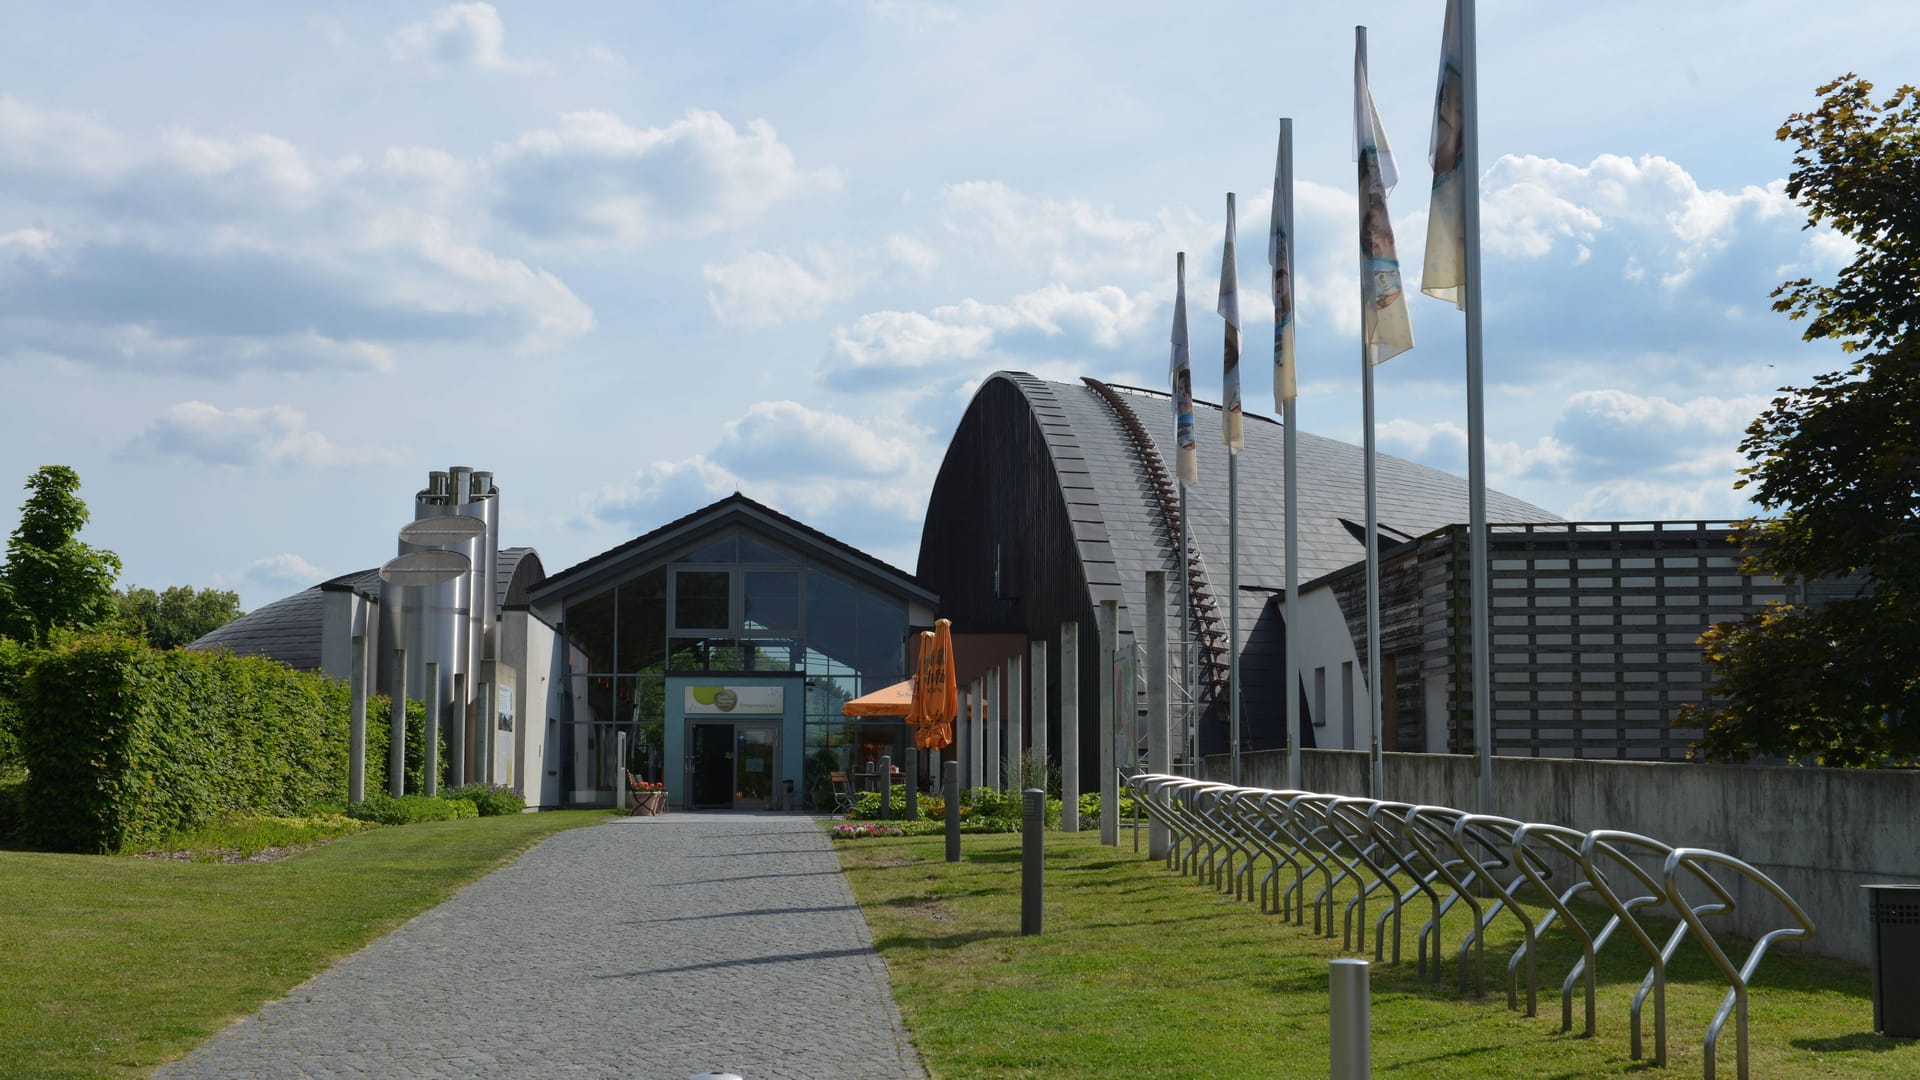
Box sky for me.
[0,0,1911,611]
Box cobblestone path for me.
[158,813,926,1079]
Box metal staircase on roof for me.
[1081,378,1231,735]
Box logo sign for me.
[684,685,784,715]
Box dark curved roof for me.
[189,546,544,669]
[188,585,329,669]
[916,371,1559,756]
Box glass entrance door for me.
[689,723,734,808]
[735,725,777,809]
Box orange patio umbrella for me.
[841,678,915,717]
[911,618,958,750]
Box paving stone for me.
[159,814,925,1079]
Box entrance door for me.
[690,723,734,808]
[734,724,778,809]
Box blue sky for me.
[1,1,1911,609]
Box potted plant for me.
[629,778,668,816]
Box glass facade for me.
[556,526,911,805]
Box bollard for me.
[1022,787,1044,935]
[880,754,892,821]
[616,729,629,811]
[1330,959,1371,1079]
[905,746,919,821]
[944,760,961,863]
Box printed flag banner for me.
[1169,253,1198,485]
[1355,43,1415,363]
[1423,0,1467,308]
[1218,194,1243,452]
[1270,131,1297,404]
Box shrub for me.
[847,790,908,820]
[0,636,31,782]
[1078,791,1136,826]
[360,695,447,802]
[19,636,360,852]
[441,783,525,817]
[346,793,476,826]
[919,794,945,821]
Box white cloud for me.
[387,3,529,73]
[821,282,1159,388]
[243,553,325,587]
[711,400,920,479]
[703,250,860,329]
[1482,153,1795,287]
[703,233,941,329]
[0,98,593,373]
[941,180,1210,282]
[492,109,841,247]
[123,402,404,468]
[576,399,931,567]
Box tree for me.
[114,585,245,650]
[1683,75,1920,765]
[0,466,122,645]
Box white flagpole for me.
[1278,118,1302,793]
[1358,25,1384,801]
[1460,0,1493,815]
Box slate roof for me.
[188,546,544,670]
[964,373,1560,730]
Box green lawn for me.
[838,830,1919,1079]
[0,810,606,1079]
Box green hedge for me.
[440,783,525,817]
[0,636,29,781]
[346,793,477,825]
[16,636,447,853]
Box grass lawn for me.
[0,809,607,1079]
[838,829,1920,1079]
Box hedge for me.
[346,793,478,825]
[0,636,28,780]
[17,635,447,853]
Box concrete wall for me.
[499,610,562,808]
[1203,748,1920,967]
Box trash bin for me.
[1864,884,1920,1038]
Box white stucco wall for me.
[1293,586,1367,749]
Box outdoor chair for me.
[829,771,855,815]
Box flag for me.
[1355,41,1415,363]
[1422,0,1467,308]
[1270,128,1297,404]
[1169,252,1197,485]
[1218,193,1243,452]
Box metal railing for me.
[1122,772,1814,1080]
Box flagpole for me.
[1222,191,1243,788]
[1358,25,1384,801]
[1459,0,1493,816]
[1279,117,1302,793]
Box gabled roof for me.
[532,492,938,608]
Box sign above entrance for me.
[684,685,785,715]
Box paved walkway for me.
[159,813,926,1080]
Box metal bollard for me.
[945,760,961,863]
[1330,959,1371,1079]
[905,746,919,821]
[880,754,892,821]
[1022,787,1044,935]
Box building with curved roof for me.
[917,371,1562,787]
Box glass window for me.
[855,589,907,683]
[676,534,736,563]
[668,636,744,672]
[616,569,668,673]
[744,571,799,633]
[739,535,797,564]
[570,673,615,725]
[806,571,858,672]
[674,570,730,631]
[564,590,617,674]
[742,638,799,672]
